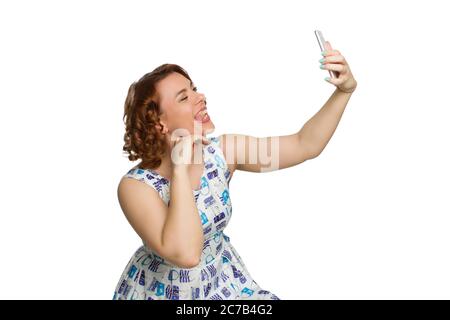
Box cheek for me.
[167,108,195,130]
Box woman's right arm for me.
[161,165,204,266]
[117,165,203,269]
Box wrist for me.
[338,81,357,94]
[172,164,189,175]
[338,87,356,94]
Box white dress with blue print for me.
[113,136,280,300]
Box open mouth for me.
[194,109,211,123]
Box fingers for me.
[190,133,210,145]
[173,134,187,147]
[321,63,346,73]
[172,134,191,151]
[201,135,211,145]
[320,54,345,65]
[322,49,341,56]
[325,76,346,86]
[171,133,210,152]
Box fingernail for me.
[320,64,326,69]
[319,58,325,63]
[321,51,327,56]
[324,77,330,81]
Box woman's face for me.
[156,72,215,139]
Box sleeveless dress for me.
[112,136,280,300]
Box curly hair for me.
[122,63,193,170]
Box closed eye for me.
[181,87,198,101]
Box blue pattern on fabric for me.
[113,136,280,300]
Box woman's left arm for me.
[299,41,358,157]
[220,41,357,173]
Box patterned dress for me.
[113,136,280,300]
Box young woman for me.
[113,43,357,300]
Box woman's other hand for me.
[320,41,357,93]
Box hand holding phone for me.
[314,30,339,79]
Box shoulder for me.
[119,167,170,205]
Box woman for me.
[113,42,357,300]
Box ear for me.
[155,121,168,134]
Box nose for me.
[197,92,206,106]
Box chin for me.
[203,121,215,135]
[193,119,215,136]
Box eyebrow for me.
[175,81,194,99]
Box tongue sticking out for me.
[194,113,203,121]
[195,111,208,122]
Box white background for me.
[1,0,449,299]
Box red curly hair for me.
[122,63,193,170]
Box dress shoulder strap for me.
[207,135,232,186]
[123,167,170,205]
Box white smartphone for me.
[314,30,338,79]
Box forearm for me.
[299,88,354,156]
[161,166,204,262]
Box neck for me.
[159,138,205,174]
